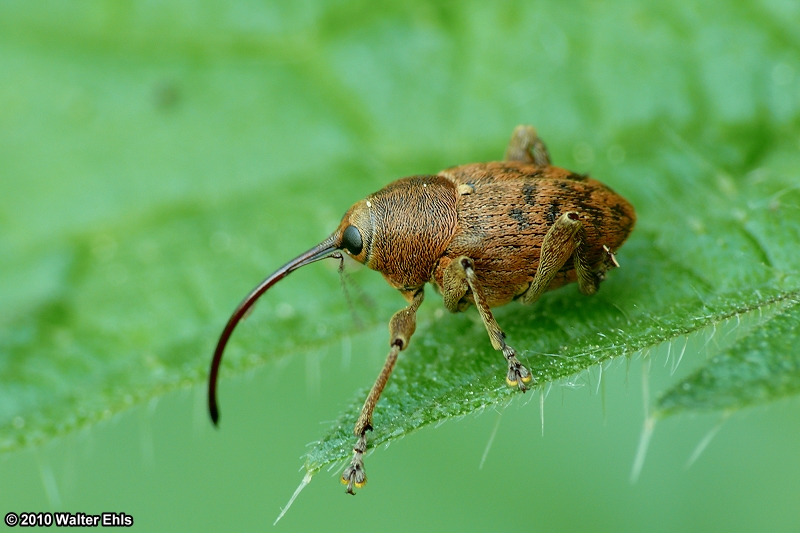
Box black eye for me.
[341,225,363,255]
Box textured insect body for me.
[339,174,458,292]
[433,162,634,307]
[207,125,636,494]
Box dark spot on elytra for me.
[572,187,593,208]
[580,204,605,222]
[523,182,538,205]
[547,201,560,225]
[567,173,588,181]
[509,207,528,229]
[611,203,629,221]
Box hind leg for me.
[522,211,601,304]
[504,125,551,166]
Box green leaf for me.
[1,0,799,490]
[655,300,800,416]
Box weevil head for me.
[334,199,374,266]
[209,174,458,425]
[334,175,459,290]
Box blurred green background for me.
[2,1,800,531]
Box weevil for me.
[207,125,636,494]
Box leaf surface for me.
[0,2,798,475]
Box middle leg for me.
[442,257,533,390]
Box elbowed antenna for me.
[208,234,342,425]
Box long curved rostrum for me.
[207,233,342,425]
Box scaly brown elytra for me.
[207,125,636,494]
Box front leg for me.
[442,257,533,390]
[341,288,424,494]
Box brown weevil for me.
[207,125,636,494]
